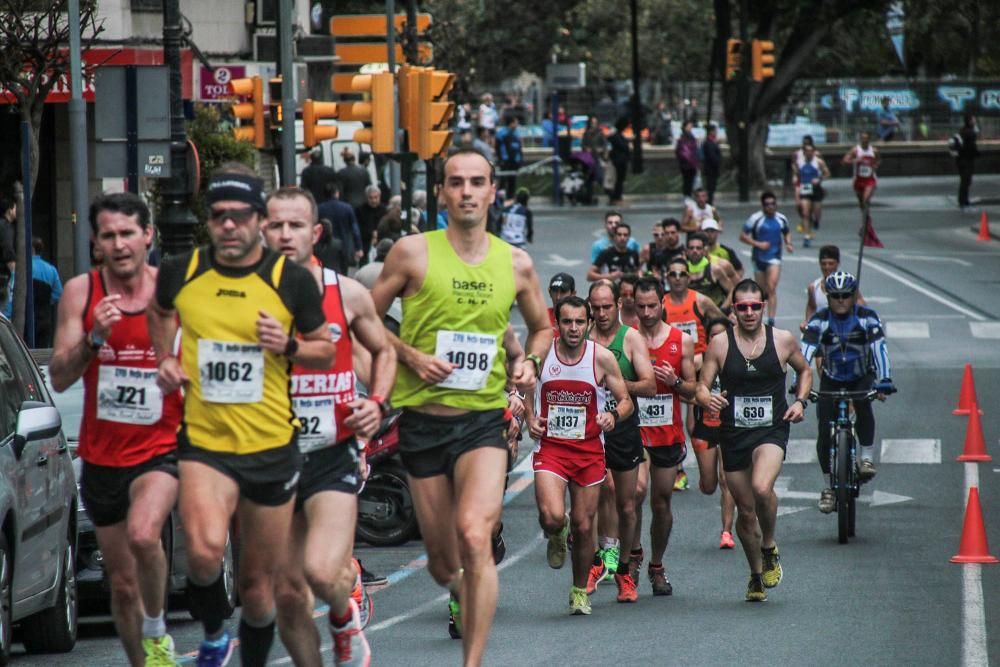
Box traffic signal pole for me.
[738,0,750,202]
[386,0,401,196]
[278,0,296,186]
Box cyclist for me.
[799,271,894,513]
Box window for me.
[0,325,27,437]
[130,0,163,13]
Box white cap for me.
[701,218,721,231]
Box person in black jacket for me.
[608,119,631,206]
[956,113,980,210]
[702,125,722,204]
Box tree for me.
[0,0,103,337]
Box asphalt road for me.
[13,175,1000,665]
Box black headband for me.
[205,173,267,212]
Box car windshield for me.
[41,366,83,443]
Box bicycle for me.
[809,388,891,544]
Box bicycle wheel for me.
[835,429,851,544]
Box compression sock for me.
[187,572,228,638]
[239,614,277,667]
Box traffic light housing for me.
[726,39,742,80]
[415,69,455,160]
[397,64,423,153]
[752,39,775,82]
[303,100,340,149]
[229,75,266,148]
[349,72,395,154]
[269,77,283,130]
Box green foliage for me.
[187,103,256,221]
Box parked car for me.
[0,317,78,663]
[34,350,237,618]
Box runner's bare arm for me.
[595,347,632,432]
[778,328,812,422]
[343,278,397,437]
[623,328,657,397]
[841,148,857,165]
[148,299,187,394]
[695,333,728,411]
[819,158,831,179]
[512,248,554,392]
[697,293,725,323]
[675,332,698,399]
[49,274,97,392]
[712,260,736,309]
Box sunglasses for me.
[666,271,688,279]
[209,206,256,223]
[652,233,663,238]
[763,200,777,207]
[734,301,765,313]
[828,292,854,300]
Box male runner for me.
[842,131,880,218]
[547,273,576,335]
[588,222,640,282]
[792,143,830,248]
[740,192,793,327]
[371,149,551,665]
[701,219,744,279]
[50,193,182,666]
[685,232,735,312]
[262,186,395,667]
[529,295,633,615]
[801,245,865,331]
[617,274,641,328]
[681,187,722,233]
[696,279,811,601]
[591,210,640,263]
[633,277,696,596]
[640,218,685,281]
[150,167,335,666]
[662,257,725,366]
[586,280,656,601]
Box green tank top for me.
[608,324,637,381]
[393,230,516,410]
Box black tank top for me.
[719,325,788,429]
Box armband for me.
[284,337,300,358]
[525,353,542,373]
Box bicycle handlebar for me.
[808,389,880,404]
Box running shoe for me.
[812,216,820,230]
[719,531,735,549]
[142,634,176,667]
[602,545,620,577]
[818,488,836,514]
[492,521,507,564]
[761,544,782,588]
[796,223,804,234]
[350,559,373,628]
[674,470,689,491]
[746,574,767,602]
[358,559,387,587]
[569,586,592,615]
[858,458,877,482]
[196,631,234,667]
[586,562,606,595]
[332,599,371,667]
[803,236,812,248]
[447,594,462,639]
[615,573,638,603]
[546,514,570,569]
[629,547,644,584]
[648,565,672,596]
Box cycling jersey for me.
[800,305,891,382]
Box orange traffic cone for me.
[978,211,991,242]
[957,405,991,462]
[953,364,983,415]
[951,487,999,564]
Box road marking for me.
[970,321,1000,339]
[785,439,818,463]
[860,296,897,304]
[545,253,583,267]
[886,321,930,338]
[869,490,912,507]
[844,254,988,321]
[881,438,941,463]
[961,462,989,667]
[893,254,972,267]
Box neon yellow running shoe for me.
[569,586,592,615]
[142,634,176,667]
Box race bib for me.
[857,164,873,178]
[547,404,586,440]
[435,330,498,391]
[734,395,773,428]
[198,340,264,404]
[638,394,673,427]
[293,395,337,453]
[674,320,698,342]
[798,182,813,196]
[96,366,163,425]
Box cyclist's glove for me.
[874,380,897,395]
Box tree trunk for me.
[11,184,26,337]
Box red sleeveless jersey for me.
[290,268,356,452]
[79,271,181,467]
[536,340,605,454]
[639,325,685,447]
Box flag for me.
[863,214,884,248]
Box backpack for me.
[948,133,963,158]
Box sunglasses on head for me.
[828,292,854,300]
[734,301,765,313]
[666,271,688,279]
[209,206,256,223]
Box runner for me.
[681,187,722,233]
[695,279,812,601]
[591,210,641,263]
[529,296,633,615]
[262,186,395,667]
[370,149,551,665]
[640,219,685,282]
[586,280,656,602]
[588,221,640,282]
[547,273,576,336]
[149,167,336,666]
[790,135,820,232]
[617,273,641,329]
[792,143,831,248]
[739,192,793,327]
[633,277,696,596]
[842,131,880,219]
[801,245,865,332]
[49,193,182,667]
[701,219,744,279]
[685,232,735,312]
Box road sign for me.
[200,65,246,101]
[546,63,586,89]
[96,141,171,178]
[94,66,170,141]
[334,42,432,66]
[330,13,431,36]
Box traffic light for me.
[229,75,266,148]
[348,72,395,154]
[397,64,424,153]
[726,39,742,80]
[269,77,283,129]
[415,68,455,160]
[303,100,340,149]
[752,39,776,82]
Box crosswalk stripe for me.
[886,321,930,338]
[785,439,817,463]
[970,321,1000,339]
[784,438,941,464]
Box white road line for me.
[886,321,930,338]
[784,439,818,464]
[881,439,941,463]
[843,254,988,321]
[893,254,972,267]
[970,322,1000,339]
[961,462,990,667]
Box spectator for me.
[336,148,371,209]
[876,96,900,141]
[956,113,980,210]
[675,120,700,199]
[582,115,608,204]
[0,194,15,316]
[299,147,337,205]
[541,112,556,148]
[650,101,673,146]
[354,239,395,290]
[500,188,533,249]
[317,181,361,268]
[456,101,473,132]
[702,124,722,204]
[355,184,387,264]
[478,93,499,135]
[31,237,62,347]
[496,115,523,196]
[608,119,631,206]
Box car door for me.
[0,323,52,599]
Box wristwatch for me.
[673,376,684,389]
[86,330,105,350]
[795,398,809,410]
[370,394,391,416]
[525,353,542,373]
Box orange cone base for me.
[957,453,993,462]
[951,554,999,564]
[953,408,984,416]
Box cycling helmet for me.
[825,271,858,294]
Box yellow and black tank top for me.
[155,246,326,454]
